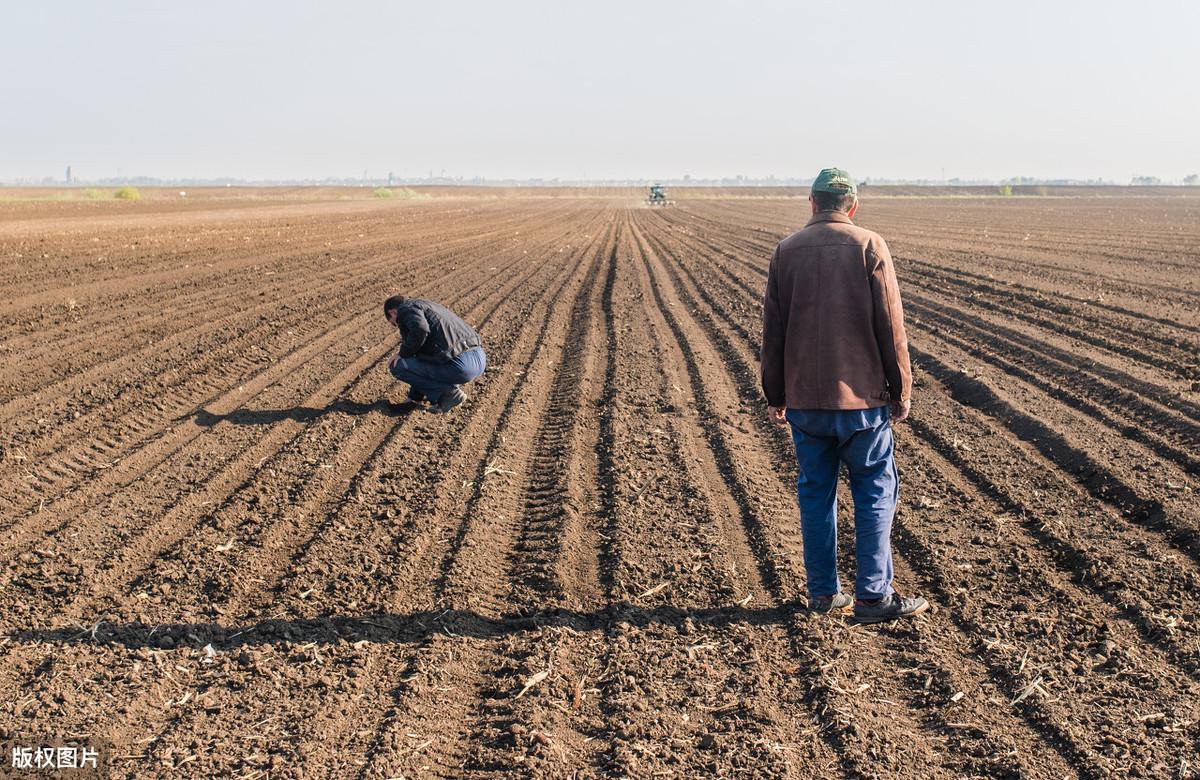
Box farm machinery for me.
[646,183,674,206]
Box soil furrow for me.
[4,194,1199,779]
[904,290,1200,428]
[902,296,1200,474]
[596,218,843,778]
[0,203,578,510]
[635,213,1082,778]
[645,207,1200,776]
[911,344,1200,570]
[899,256,1199,378]
[336,219,612,779]
[1,211,601,779]
[0,202,592,532]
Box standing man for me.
[761,168,928,623]
[383,295,487,413]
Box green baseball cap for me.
[811,167,857,195]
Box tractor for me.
[646,183,673,206]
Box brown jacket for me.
[761,210,912,410]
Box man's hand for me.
[767,405,788,426]
[890,398,911,423]
[388,352,402,371]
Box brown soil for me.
[0,192,1197,779]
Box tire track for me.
[319,217,613,780]
[619,219,855,778]
[122,212,611,778]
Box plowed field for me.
[1,192,1198,779]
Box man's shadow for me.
[190,398,418,427]
[4,604,793,652]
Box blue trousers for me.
[389,346,486,401]
[786,407,897,600]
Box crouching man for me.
[383,295,486,413]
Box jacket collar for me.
[805,210,854,227]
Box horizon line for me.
[4,175,1195,188]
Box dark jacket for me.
[761,210,912,410]
[391,298,482,363]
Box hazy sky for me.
[4,1,1198,182]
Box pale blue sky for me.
[3,1,1198,182]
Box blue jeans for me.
[786,407,897,600]
[389,346,486,401]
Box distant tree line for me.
[1132,174,1199,185]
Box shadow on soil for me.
[189,399,417,426]
[5,604,798,651]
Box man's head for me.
[809,167,859,217]
[383,294,407,325]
